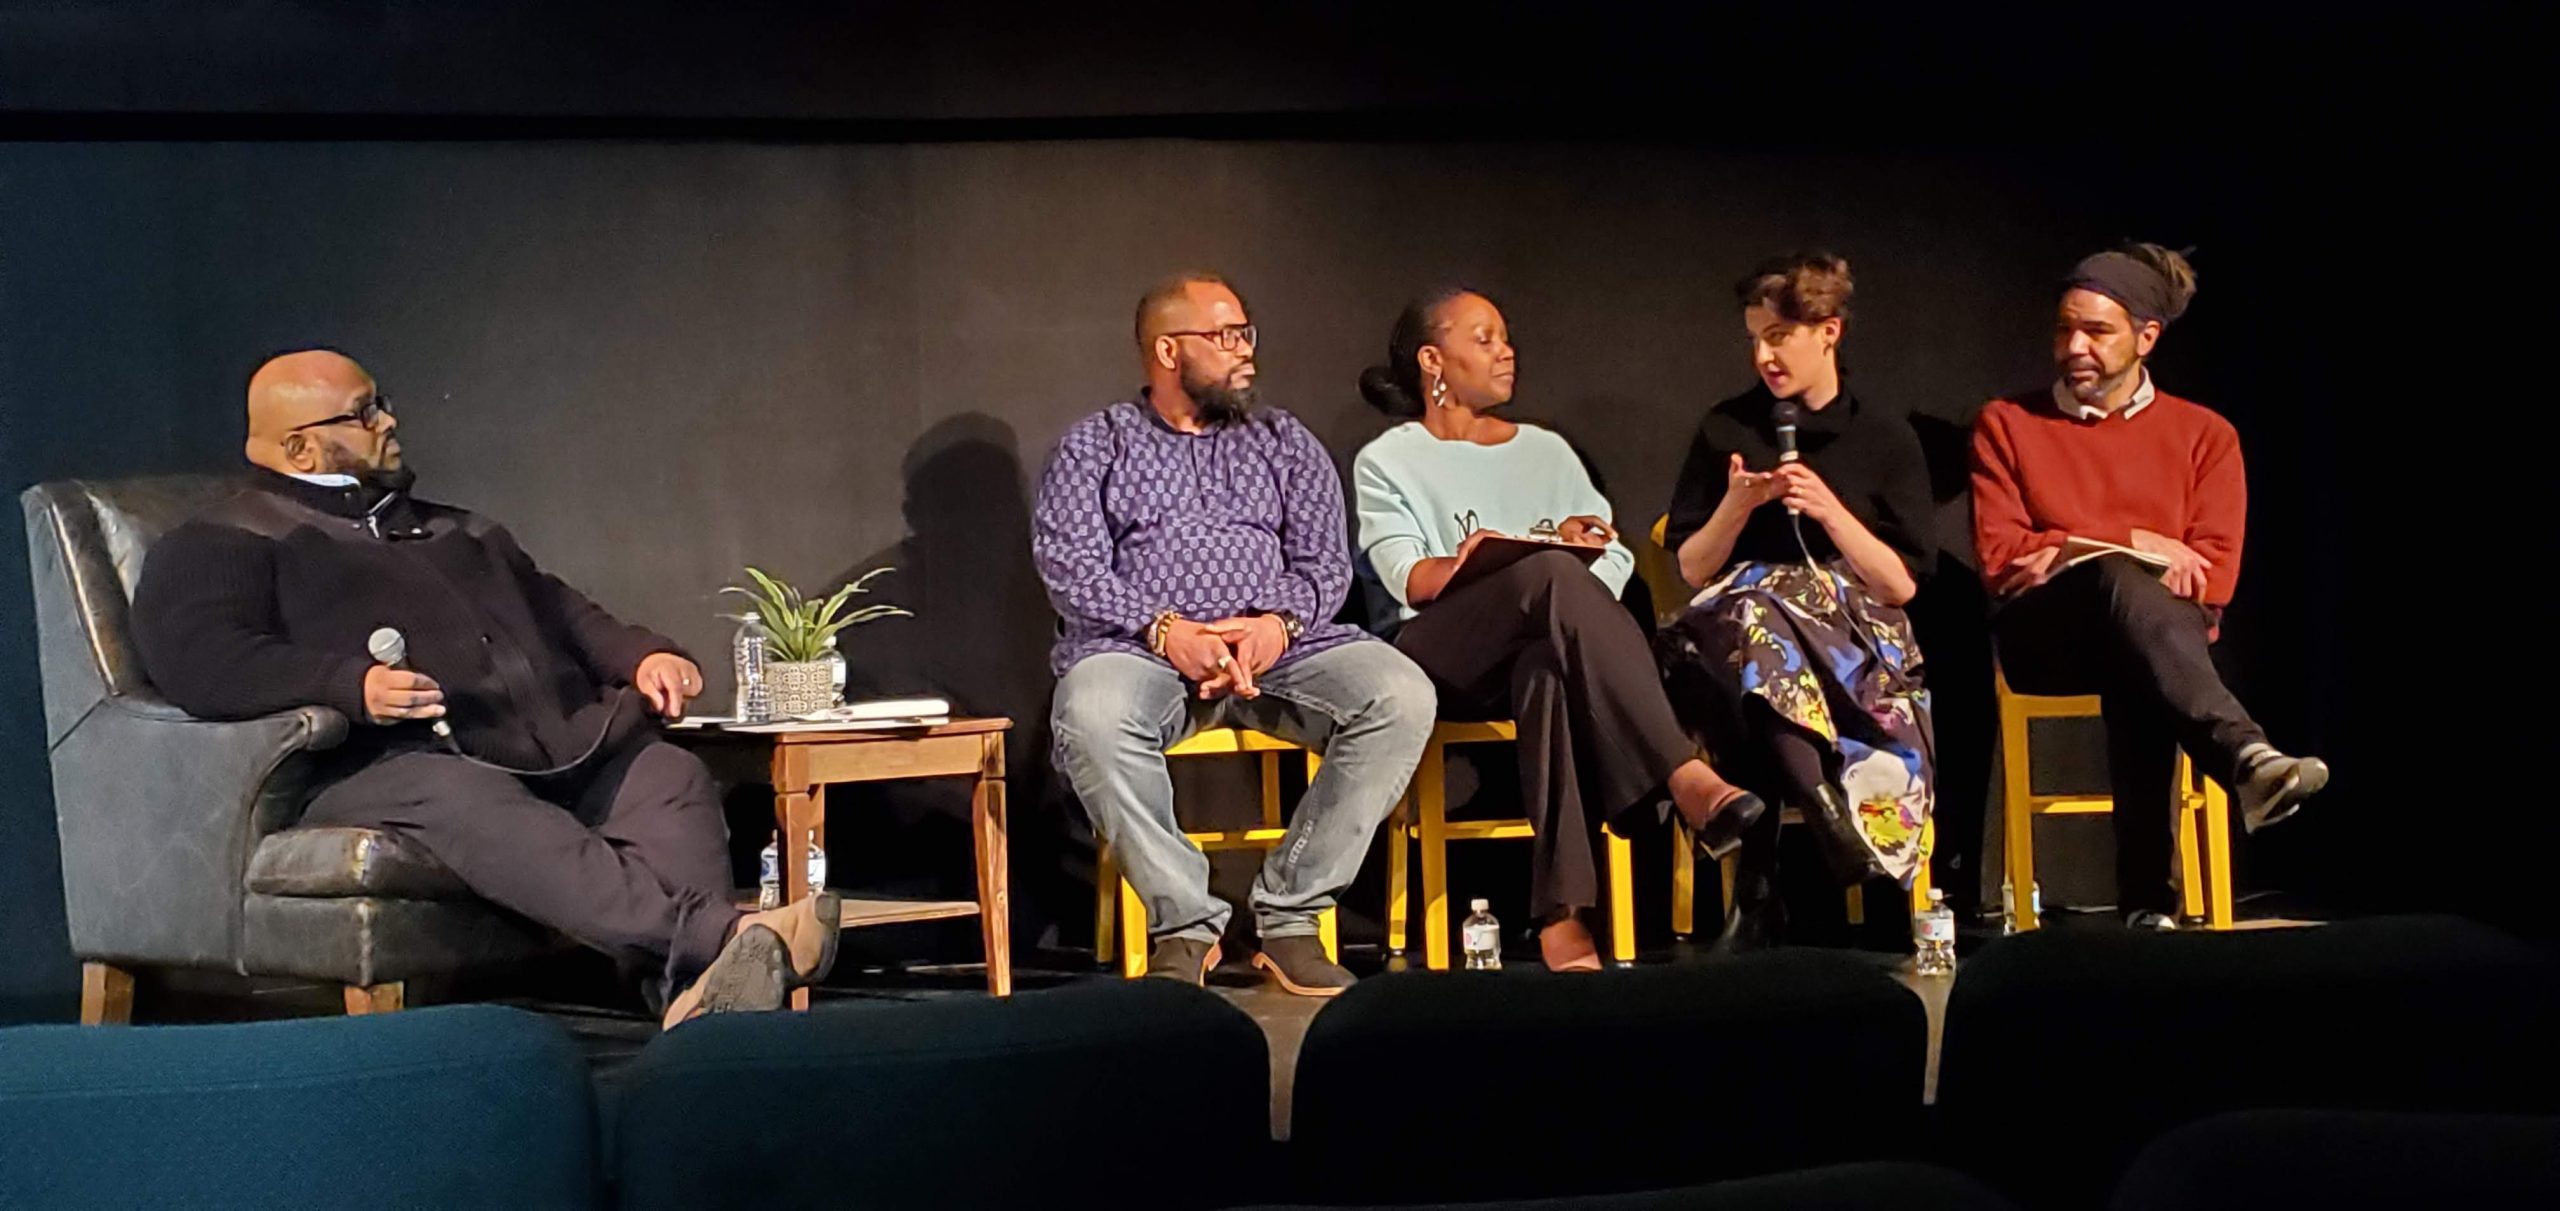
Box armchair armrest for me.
[50,692,351,970]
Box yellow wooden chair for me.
[1668,814,1934,936]
[1644,515,1936,935]
[1093,727,1340,976]
[1397,720,1643,970]
[1997,665,2234,930]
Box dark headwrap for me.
[2066,251,2182,325]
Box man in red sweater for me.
[1970,243,2327,928]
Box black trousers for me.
[1395,548,1696,919]
[302,734,740,1000]
[1993,556,2266,916]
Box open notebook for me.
[670,697,952,733]
[1442,534,1605,597]
[2059,535,2172,571]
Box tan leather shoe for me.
[736,891,842,989]
[661,924,789,1031]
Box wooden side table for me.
[679,717,1012,1004]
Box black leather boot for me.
[1801,784,1887,885]
[1710,869,1787,956]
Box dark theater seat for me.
[1938,916,2560,1207]
[1289,951,1929,1204]
[0,1005,600,1210]
[2110,1109,2560,1210]
[1237,1161,2017,1211]
[613,979,1269,1211]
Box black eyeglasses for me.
[1163,324,1257,353]
[289,393,391,433]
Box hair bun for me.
[1359,363,1421,417]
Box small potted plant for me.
[723,566,910,717]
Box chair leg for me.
[1606,829,1637,967]
[1670,819,1696,939]
[1094,848,1119,966]
[80,962,134,1025]
[1319,907,1340,962]
[1845,884,1867,926]
[342,982,404,1016]
[1909,817,1936,917]
[1418,739,1452,971]
[1718,850,1739,918]
[1386,791,1411,956]
[2175,754,2208,922]
[1260,752,1283,828]
[1999,691,2040,930]
[2204,775,2236,929]
[1119,877,1148,978]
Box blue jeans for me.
[1052,642,1435,945]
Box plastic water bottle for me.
[1914,888,1956,975]
[757,832,782,910]
[1998,877,2045,935]
[804,829,828,897]
[733,618,771,722]
[1461,899,1502,970]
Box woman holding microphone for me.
[1660,252,1936,951]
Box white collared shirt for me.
[2052,370,2156,422]
[288,472,360,487]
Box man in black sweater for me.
[132,349,838,1029]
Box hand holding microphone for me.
[364,627,448,733]
[1772,400,1803,516]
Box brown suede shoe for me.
[1145,937,1221,986]
[1252,934,1355,997]
[660,924,789,1031]
[736,891,842,989]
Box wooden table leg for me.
[778,783,820,1011]
[974,733,1013,997]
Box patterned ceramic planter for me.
[766,659,837,717]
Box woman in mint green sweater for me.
[1351,288,1761,971]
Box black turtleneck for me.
[130,468,682,775]
[1663,383,1935,578]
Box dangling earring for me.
[1431,375,1450,407]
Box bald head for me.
[245,349,400,478]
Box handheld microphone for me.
[1772,400,1802,515]
[366,627,453,739]
[365,625,629,778]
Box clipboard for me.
[1441,534,1605,597]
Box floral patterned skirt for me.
[1661,560,1935,885]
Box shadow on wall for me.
[819,414,1086,957]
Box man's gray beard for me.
[2068,363,2137,404]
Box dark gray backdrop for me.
[0,136,2290,1002]
[10,1,2485,1012]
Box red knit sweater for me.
[1969,386,2247,607]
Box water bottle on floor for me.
[804,829,828,898]
[1462,899,1502,970]
[1998,877,2044,935]
[757,832,782,910]
[1914,888,1956,975]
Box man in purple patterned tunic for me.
[1036,273,1433,995]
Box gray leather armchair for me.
[23,476,558,1023]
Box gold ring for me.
[1216,655,1233,669]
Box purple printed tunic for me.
[1033,396,1368,676]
